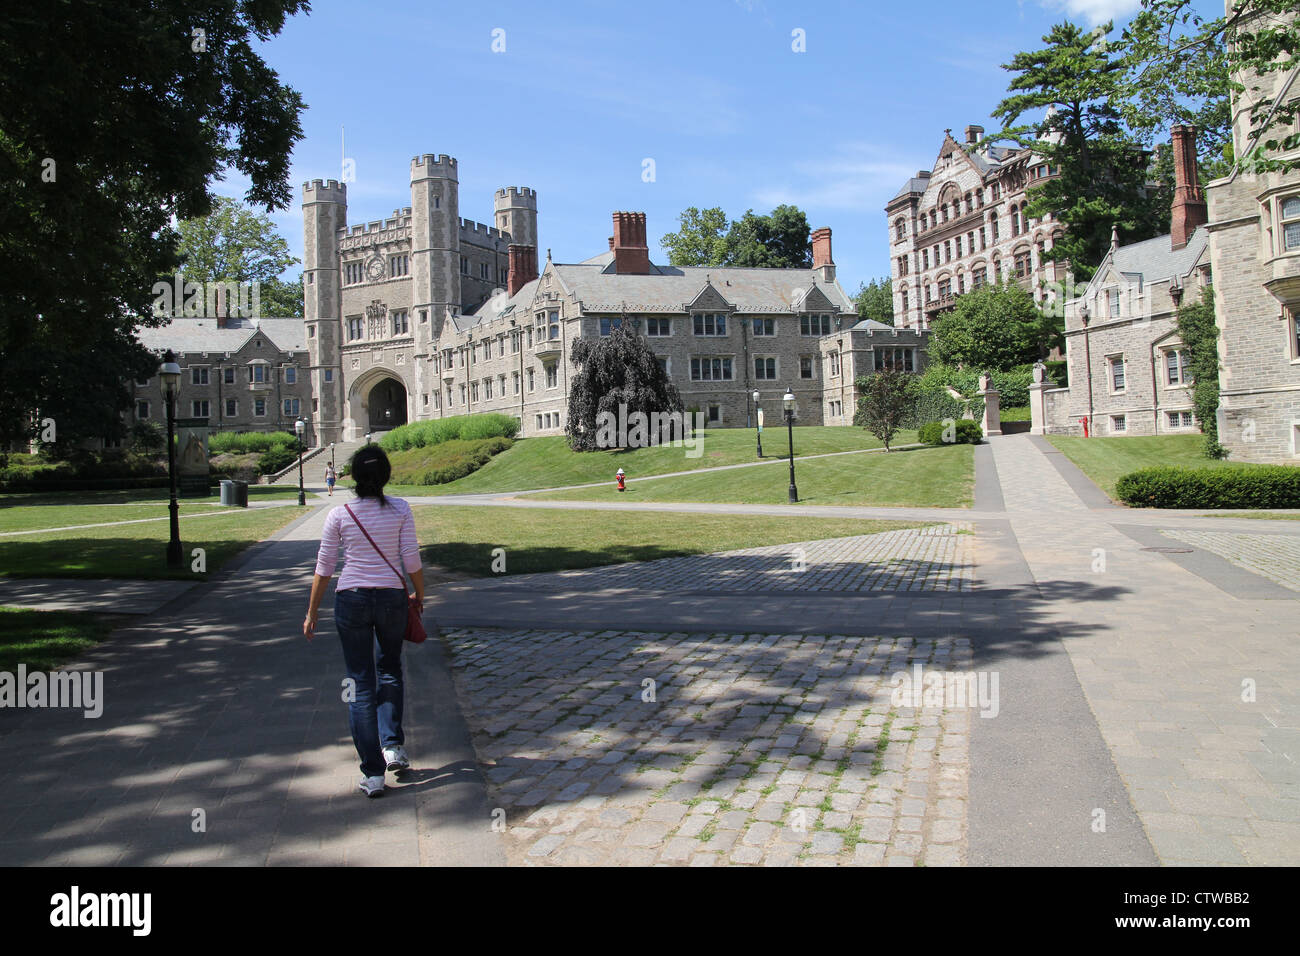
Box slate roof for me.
[460,259,856,329]
[1110,227,1209,283]
[890,176,931,202]
[847,318,898,333]
[136,317,305,355]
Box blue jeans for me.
[334,587,407,777]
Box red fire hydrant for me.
[616,467,626,492]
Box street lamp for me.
[159,350,183,568]
[752,390,763,458]
[783,388,798,504]
[330,441,335,470]
[294,417,306,506]
[365,432,372,446]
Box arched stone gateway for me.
[367,377,408,432]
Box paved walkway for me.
[471,524,975,595]
[2,432,1296,866]
[0,501,501,866]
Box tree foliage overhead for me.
[661,204,813,269]
[855,278,893,325]
[1116,0,1300,175]
[0,0,309,445]
[989,20,1168,280]
[565,320,683,452]
[174,197,303,317]
[928,280,1057,371]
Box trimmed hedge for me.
[208,431,296,455]
[379,413,520,452]
[1116,465,1300,509]
[918,419,983,445]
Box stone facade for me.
[1047,227,1211,437]
[302,154,860,443]
[887,126,1066,331]
[134,317,314,440]
[1207,3,1300,463]
[818,321,931,425]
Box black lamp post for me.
[330,442,335,470]
[783,388,798,504]
[160,351,183,568]
[752,389,763,458]
[295,417,306,506]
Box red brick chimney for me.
[1170,124,1207,251]
[612,211,650,275]
[507,243,538,296]
[811,227,835,281]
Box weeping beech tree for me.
[565,320,683,451]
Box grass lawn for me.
[1046,435,1252,499]
[0,607,123,672]
[523,443,974,508]
[1001,406,1031,422]
[413,505,932,576]
[0,483,301,510]
[387,426,914,496]
[0,505,303,579]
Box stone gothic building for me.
[1207,3,1300,463]
[886,125,1066,331]
[302,153,864,443]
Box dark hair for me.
[350,446,392,505]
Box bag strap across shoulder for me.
[343,503,406,588]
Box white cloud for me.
[1038,0,1143,25]
[751,144,916,213]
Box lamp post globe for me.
[294,417,307,506]
[783,388,798,504]
[160,350,183,568]
[752,390,763,458]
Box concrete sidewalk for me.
[0,501,503,866]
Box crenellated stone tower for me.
[302,178,347,442]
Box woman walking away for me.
[304,445,425,798]
[325,461,336,496]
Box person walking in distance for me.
[324,461,337,497]
[304,446,425,798]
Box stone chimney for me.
[612,211,650,275]
[811,227,834,282]
[1170,123,1207,251]
[507,243,538,296]
[965,125,984,145]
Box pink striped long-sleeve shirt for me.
[315,496,422,590]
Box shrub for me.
[209,431,296,455]
[901,387,983,429]
[257,446,297,475]
[918,419,983,445]
[1116,465,1300,509]
[379,414,519,452]
[386,437,514,486]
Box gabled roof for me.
[1110,227,1208,283]
[462,257,856,326]
[1074,226,1209,302]
[136,316,305,355]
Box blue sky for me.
[231,0,1218,294]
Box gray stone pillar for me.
[979,372,1002,437]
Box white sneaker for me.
[358,774,386,798]
[383,746,410,772]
